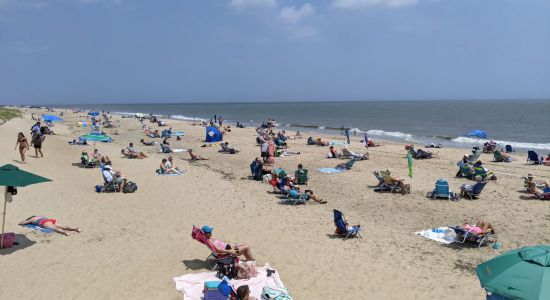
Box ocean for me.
[55,99,550,151]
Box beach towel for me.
[22,224,53,233]
[156,172,185,176]
[170,131,185,137]
[158,149,187,153]
[415,227,455,244]
[318,168,345,174]
[174,264,286,300]
[329,141,346,146]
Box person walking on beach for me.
[32,130,44,157]
[14,132,29,163]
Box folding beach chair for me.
[462,181,487,200]
[341,148,368,160]
[527,151,542,165]
[372,171,401,193]
[427,179,457,200]
[100,166,120,193]
[294,169,309,185]
[333,209,361,239]
[449,226,493,248]
[80,152,97,168]
[191,225,239,271]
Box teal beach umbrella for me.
[476,245,550,300]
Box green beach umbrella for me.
[0,164,51,249]
[476,245,550,300]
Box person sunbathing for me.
[159,158,182,175]
[140,138,156,146]
[381,170,406,193]
[19,216,81,236]
[526,174,549,197]
[220,142,238,154]
[303,189,327,204]
[103,165,126,191]
[125,143,148,159]
[315,138,329,146]
[188,149,208,160]
[202,225,255,261]
[92,149,111,164]
[459,220,495,235]
[166,156,184,174]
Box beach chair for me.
[191,225,238,270]
[457,164,474,179]
[493,150,504,162]
[449,226,493,248]
[527,151,542,165]
[341,148,369,160]
[294,169,309,185]
[427,179,457,200]
[80,152,97,168]
[462,181,487,200]
[100,167,120,193]
[372,171,401,193]
[333,210,361,239]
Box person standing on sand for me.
[14,132,29,163]
[32,130,44,157]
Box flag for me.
[407,151,413,178]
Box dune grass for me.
[0,108,22,123]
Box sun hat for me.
[104,165,112,170]
[527,173,534,178]
[201,225,213,233]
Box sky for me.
[0,0,549,104]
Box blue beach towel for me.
[318,168,345,174]
[22,224,53,233]
[156,172,185,176]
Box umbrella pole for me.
[1,187,7,250]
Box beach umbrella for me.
[79,134,112,143]
[88,111,100,117]
[466,130,488,139]
[0,164,51,249]
[476,245,550,300]
[42,115,64,122]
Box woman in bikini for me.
[202,225,255,261]
[19,216,81,236]
[14,132,29,163]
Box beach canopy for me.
[465,130,487,139]
[476,245,550,300]
[79,134,112,142]
[88,111,100,117]
[205,126,222,143]
[42,115,64,122]
[0,164,51,249]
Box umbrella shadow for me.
[0,234,36,255]
[181,259,209,270]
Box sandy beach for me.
[1,109,549,300]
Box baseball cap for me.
[201,225,213,233]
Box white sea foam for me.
[367,129,413,139]
[452,137,550,151]
[170,115,206,122]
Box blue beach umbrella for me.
[465,130,487,139]
[88,111,100,117]
[42,115,64,122]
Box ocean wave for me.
[367,129,413,139]
[452,137,550,151]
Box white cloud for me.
[278,3,315,24]
[230,0,276,9]
[332,0,418,9]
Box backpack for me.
[123,181,138,193]
[216,257,238,279]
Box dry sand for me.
[0,109,549,299]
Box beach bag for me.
[123,181,138,193]
[216,257,238,279]
[95,185,102,193]
[237,261,257,279]
[262,287,292,300]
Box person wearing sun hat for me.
[526,173,549,198]
[202,225,255,261]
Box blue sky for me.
[1,0,549,104]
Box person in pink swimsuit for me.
[202,225,254,261]
[19,216,81,236]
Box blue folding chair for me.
[527,151,542,165]
[333,209,361,239]
[427,179,455,200]
[463,181,487,199]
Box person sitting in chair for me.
[380,169,407,194]
[202,225,255,261]
[526,174,549,198]
[102,165,126,192]
[125,142,148,159]
[460,175,484,197]
[459,220,495,235]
